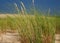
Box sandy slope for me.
[55,34,60,43]
[0,31,21,43]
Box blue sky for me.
[0,0,60,14]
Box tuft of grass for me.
[0,14,55,43]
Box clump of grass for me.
[0,15,55,43]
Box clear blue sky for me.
[0,0,60,14]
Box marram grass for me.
[0,14,55,43]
